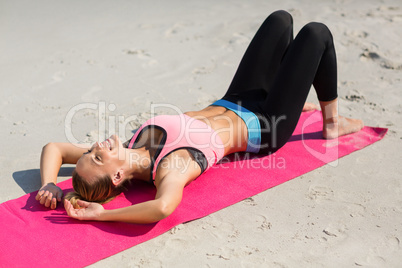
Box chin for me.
[109,135,123,149]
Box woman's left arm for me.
[64,174,186,224]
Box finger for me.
[56,191,63,202]
[64,200,75,215]
[45,192,53,208]
[64,200,72,216]
[35,190,44,201]
[64,199,71,211]
[50,197,57,210]
[76,199,90,208]
[40,191,49,205]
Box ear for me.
[111,170,124,186]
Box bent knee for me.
[300,22,332,39]
[265,10,293,27]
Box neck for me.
[123,147,152,182]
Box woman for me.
[36,10,363,223]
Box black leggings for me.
[222,10,338,154]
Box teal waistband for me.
[211,99,261,153]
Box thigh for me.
[259,23,338,153]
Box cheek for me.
[117,149,126,162]
[105,150,124,166]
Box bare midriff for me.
[184,105,248,156]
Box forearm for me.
[40,143,63,186]
[99,199,170,224]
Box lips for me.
[103,139,112,150]
[107,139,112,150]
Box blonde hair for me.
[64,169,129,209]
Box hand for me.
[64,199,105,221]
[36,183,63,209]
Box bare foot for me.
[323,116,364,139]
[303,102,320,112]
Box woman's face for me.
[75,135,126,183]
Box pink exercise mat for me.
[0,111,387,267]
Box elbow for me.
[41,143,53,157]
[42,142,56,153]
[42,142,52,151]
[41,142,64,164]
[157,201,176,220]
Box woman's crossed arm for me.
[36,142,89,209]
[64,172,187,224]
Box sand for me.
[1,0,401,267]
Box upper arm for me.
[43,142,91,165]
[154,174,187,217]
[152,149,201,217]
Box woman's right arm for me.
[36,143,90,209]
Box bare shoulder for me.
[154,149,201,187]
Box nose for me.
[95,141,103,149]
